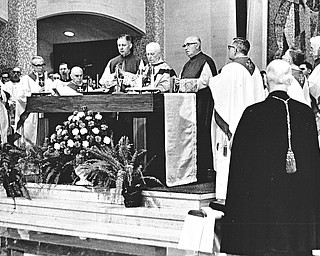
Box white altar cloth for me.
[164,93,197,187]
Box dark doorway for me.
[236,0,247,38]
[53,39,118,83]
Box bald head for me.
[70,66,83,85]
[266,59,293,92]
[146,42,162,64]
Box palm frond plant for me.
[0,143,31,211]
[85,135,163,207]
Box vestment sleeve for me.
[99,61,114,86]
[197,62,213,90]
[308,65,320,99]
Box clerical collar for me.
[268,90,289,100]
[120,52,133,59]
[189,51,203,60]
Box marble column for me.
[134,0,165,60]
[0,0,37,74]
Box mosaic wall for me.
[134,0,165,63]
[268,0,320,64]
[0,0,37,75]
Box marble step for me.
[25,183,215,212]
[0,197,186,230]
[0,209,181,248]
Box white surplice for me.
[0,88,9,145]
[209,61,266,200]
[16,73,52,145]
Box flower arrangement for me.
[0,106,163,208]
[48,106,112,160]
[41,106,113,184]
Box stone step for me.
[24,183,215,212]
[27,183,215,213]
[0,197,186,230]
[0,210,180,248]
[0,183,217,253]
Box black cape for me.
[221,90,320,255]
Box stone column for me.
[0,0,37,74]
[134,0,165,60]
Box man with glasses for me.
[178,36,218,183]
[15,56,53,145]
[209,37,266,203]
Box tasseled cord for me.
[272,96,297,174]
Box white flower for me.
[50,134,56,142]
[82,141,90,148]
[62,129,68,135]
[54,143,61,150]
[85,116,93,121]
[92,127,99,134]
[67,139,74,147]
[103,136,111,144]
[68,115,73,121]
[72,128,80,136]
[73,115,80,121]
[77,111,85,118]
[56,129,63,136]
[55,125,63,131]
[95,113,102,120]
[80,127,88,135]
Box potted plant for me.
[0,143,31,209]
[85,136,163,207]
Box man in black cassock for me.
[179,36,218,182]
[220,59,320,256]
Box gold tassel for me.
[286,149,297,174]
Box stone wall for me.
[0,0,37,75]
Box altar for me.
[25,93,198,187]
[0,94,219,256]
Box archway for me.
[37,13,145,78]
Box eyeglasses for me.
[53,77,60,80]
[182,42,197,48]
[228,45,236,50]
[33,64,45,67]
